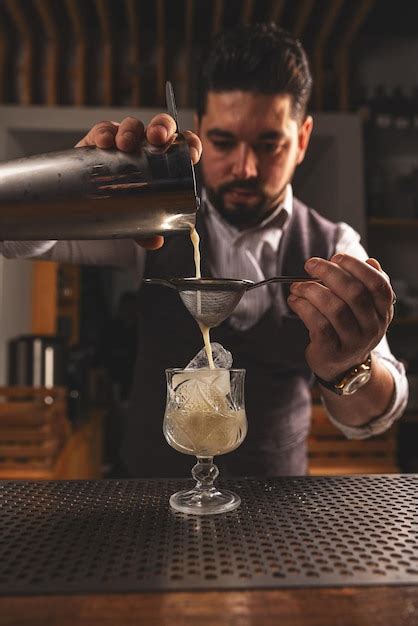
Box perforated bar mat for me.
[0,475,417,595]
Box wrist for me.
[314,352,372,383]
[315,354,372,396]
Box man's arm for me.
[287,250,403,430]
[1,112,202,271]
[324,342,408,438]
[319,352,396,427]
[0,239,145,274]
[317,224,407,433]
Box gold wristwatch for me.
[315,354,372,396]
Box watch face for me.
[343,370,372,395]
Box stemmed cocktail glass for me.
[163,368,247,515]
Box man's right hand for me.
[75,114,202,250]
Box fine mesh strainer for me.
[143,276,316,327]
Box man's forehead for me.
[203,90,293,130]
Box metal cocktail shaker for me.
[0,134,199,240]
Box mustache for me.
[218,179,261,194]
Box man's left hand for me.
[287,254,395,382]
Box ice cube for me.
[172,369,231,401]
[186,342,233,369]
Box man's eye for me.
[212,141,235,151]
[255,142,281,154]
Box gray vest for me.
[120,198,339,477]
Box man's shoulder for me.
[287,196,340,258]
[293,197,336,226]
[292,196,338,230]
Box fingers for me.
[302,258,380,338]
[146,115,202,164]
[332,254,393,320]
[287,290,372,380]
[183,129,202,164]
[75,114,202,165]
[288,292,339,344]
[287,292,342,378]
[75,120,119,148]
[75,117,146,151]
[146,113,177,145]
[290,281,362,347]
[366,257,382,271]
[366,257,393,298]
[134,236,165,250]
[115,117,145,152]
[305,254,393,322]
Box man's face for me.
[196,91,313,229]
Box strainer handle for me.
[143,278,177,290]
[247,276,320,290]
[166,81,179,132]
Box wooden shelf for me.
[0,410,103,480]
[31,263,81,344]
[309,403,399,475]
[31,261,58,334]
[368,217,418,227]
[392,317,418,326]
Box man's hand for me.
[287,254,395,382]
[75,114,202,250]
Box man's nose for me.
[231,144,258,179]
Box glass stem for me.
[192,456,219,492]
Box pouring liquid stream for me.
[190,227,215,370]
[190,226,201,280]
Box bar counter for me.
[0,476,417,625]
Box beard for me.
[205,178,289,229]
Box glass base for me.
[169,486,241,515]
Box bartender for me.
[0,23,408,477]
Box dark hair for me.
[196,23,312,122]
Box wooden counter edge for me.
[0,586,417,626]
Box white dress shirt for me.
[0,184,408,438]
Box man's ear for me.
[296,115,313,165]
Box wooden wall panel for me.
[31,261,58,335]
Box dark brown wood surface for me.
[1,587,417,626]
